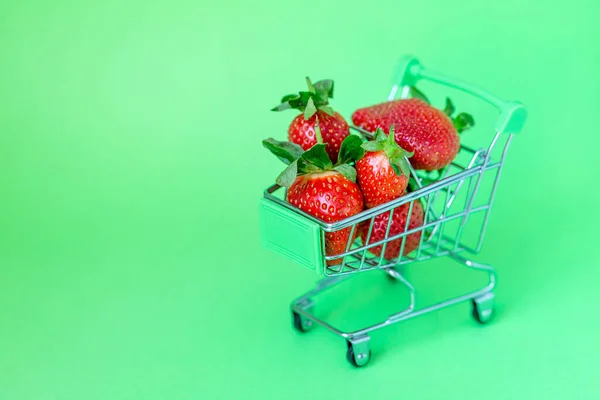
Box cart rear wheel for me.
[292,311,313,332]
[471,295,495,324]
[346,340,371,367]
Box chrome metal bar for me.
[452,174,475,252]
[406,158,440,226]
[377,208,396,267]
[291,252,496,340]
[291,275,349,306]
[434,180,453,254]
[338,223,357,268]
[476,134,513,252]
[388,85,398,101]
[445,148,486,211]
[460,132,501,230]
[426,147,485,241]
[418,69,506,110]
[395,199,415,265]
[400,85,410,99]
[416,192,434,260]
[263,161,503,232]
[358,216,376,271]
[325,205,490,261]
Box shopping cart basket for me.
[259,56,527,367]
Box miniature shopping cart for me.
[259,56,527,367]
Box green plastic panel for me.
[259,198,324,273]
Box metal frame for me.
[291,253,496,366]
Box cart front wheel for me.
[346,339,371,367]
[471,293,495,324]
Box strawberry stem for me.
[306,77,316,94]
[314,116,324,144]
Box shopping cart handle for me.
[393,56,527,135]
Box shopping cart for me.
[259,56,527,367]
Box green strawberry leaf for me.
[299,143,332,171]
[276,160,298,188]
[361,141,384,152]
[409,86,430,104]
[377,125,413,178]
[304,97,318,120]
[311,79,333,106]
[262,138,305,165]
[318,105,334,116]
[281,94,298,103]
[390,163,402,177]
[296,91,313,105]
[314,79,334,99]
[453,112,475,133]
[272,79,334,113]
[385,125,397,144]
[374,128,387,142]
[362,126,393,152]
[337,135,365,166]
[271,102,293,112]
[333,164,357,183]
[272,91,313,112]
[305,77,316,94]
[297,159,322,174]
[389,153,412,177]
[444,97,455,117]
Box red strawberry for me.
[356,126,412,208]
[288,111,349,162]
[288,171,363,265]
[352,98,459,171]
[263,135,366,266]
[361,200,424,260]
[272,78,349,162]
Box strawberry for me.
[287,171,363,265]
[263,134,365,266]
[352,97,468,171]
[288,111,349,163]
[272,78,349,163]
[361,200,424,260]
[356,126,413,208]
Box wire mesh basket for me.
[259,56,527,367]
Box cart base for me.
[290,252,496,367]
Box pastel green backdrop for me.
[1,1,598,399]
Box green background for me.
[1,0,599,399]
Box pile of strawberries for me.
[264,78,474,266]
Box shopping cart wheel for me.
[346,337,371,367]
[471,292,495,324]
[292,311,313,332]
